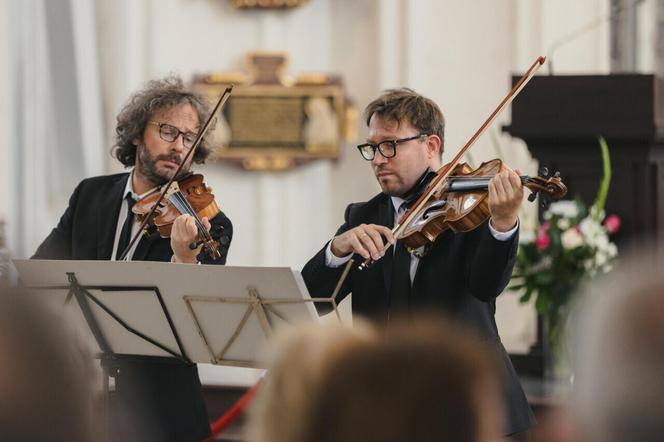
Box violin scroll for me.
[522,168,568,207]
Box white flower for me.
[579,217,604,244]
[520,230,535,245]
[547,200,579,219]
[594,232,610,250]
[561,228,584,250]
[595,251,608,268]
[558,218,570,230]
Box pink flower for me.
[535,225,550,250]
[604,214,621,234]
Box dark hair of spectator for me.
[0,288,95,441]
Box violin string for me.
[447,175,526,181]
[173,192,212,241]
[168,192,212,242]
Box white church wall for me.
[6,0,640,382]
[0,0,8,220]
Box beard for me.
[137,144,188,186]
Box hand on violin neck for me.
[171,214,211,263]
[488,166,523,232]
[331,224,395,261]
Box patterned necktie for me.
[115,193,136,260]
[390,202,412,311]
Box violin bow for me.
[117,85,234,261]
[359,56,546,269]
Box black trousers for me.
[105,356,210,442]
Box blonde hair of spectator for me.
[248,315,503,442]
[573,245,664,442]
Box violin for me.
[132,173,225,259]
[398,159,567,251]
[116,86,234,261]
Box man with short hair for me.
[302,88,535,437]
[33,76,232,441]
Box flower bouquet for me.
[510,138,620,378]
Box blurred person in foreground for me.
[32,76,233,441]
[0,288,95,441]
[248,316,504,442]
[571,247,664,442]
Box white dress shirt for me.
[111,170,160,261]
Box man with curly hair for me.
[33,76,232,441]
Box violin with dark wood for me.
[398,159,567,251]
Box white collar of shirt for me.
[122,168,159,201]
[390,196,407,218]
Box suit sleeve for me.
[31,180,84,259]
[198,211,233,265]
[464,221,519,302]
[301,204,358,314]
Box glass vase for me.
[543,308,571,381]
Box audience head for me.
[573,248,664,442]
[249,315,503,442]
[0,287,95,441]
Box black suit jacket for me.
[33,172,233,442]
[302,192,535,435]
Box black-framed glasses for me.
[149,122,199,149]
[357,133,429,161]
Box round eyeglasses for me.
[356,133,429,161]
[149,122,199,149]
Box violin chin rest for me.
[143,227,160,241]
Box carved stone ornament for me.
[229,0,309,9]
[192,51,357,171]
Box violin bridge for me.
[165,181,181,197]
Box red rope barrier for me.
[204,380,262,441]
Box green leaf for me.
[519,287,533,304]
[591,136,612,222]
[535,294,550,313]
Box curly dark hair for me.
[113,75,214,167]
[364,88,445,155]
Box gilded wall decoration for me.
[192,52,356,171]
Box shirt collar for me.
[123,168,160,200]
[390,196,407,215]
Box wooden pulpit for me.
[504,74,664,249]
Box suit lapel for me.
[132,235,159,261]
[97,174,129,260]
[380,196,395,297]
